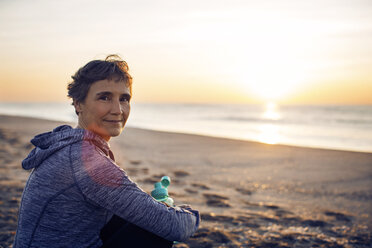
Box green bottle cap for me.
[161,176,171,188]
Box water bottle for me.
[151,176,174,207]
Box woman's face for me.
[75,79,131,141]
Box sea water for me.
[0,102,371,153]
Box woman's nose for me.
[111,99,123,114]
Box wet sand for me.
[0,115,371,247]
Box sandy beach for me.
[0,114,371,247]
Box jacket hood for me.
[22,125,111,170]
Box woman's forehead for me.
[89,79,130,94]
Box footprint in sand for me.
[184,182,210,195]
[263,204,280,210]
[184,188,198,194]
[235,187,254,195]
[173,170,190,177]
[139,174,165,184]
[301,219,328,227]
[274,209,293,217]
[203,193,231,208]
[129,160,142,166]
[200,213,235,223]
[186,227,237,246]
[324,211,351,222]
[191,183,210,190]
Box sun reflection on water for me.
[259,102,281,144]
[262,101,281,120]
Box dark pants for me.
[100,215,174,248]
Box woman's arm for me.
[70,142,200,242]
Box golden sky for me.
[0,0,371,104]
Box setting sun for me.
[231,48,313,101]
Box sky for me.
[0,0,371,104]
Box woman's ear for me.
[73,100,82,115]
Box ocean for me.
[0,102,371,153]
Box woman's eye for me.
[120,97,130,102]
[99,96,109,101]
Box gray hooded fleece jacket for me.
[13,125,199,248]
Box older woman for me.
[13,55,200,248]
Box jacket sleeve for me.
[70,142,200,242]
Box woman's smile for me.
[104,119,123,124]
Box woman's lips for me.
[104,120,123,124]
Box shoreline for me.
[124,126,372,155]
[1,114,371,155]
[1,114,371,247]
